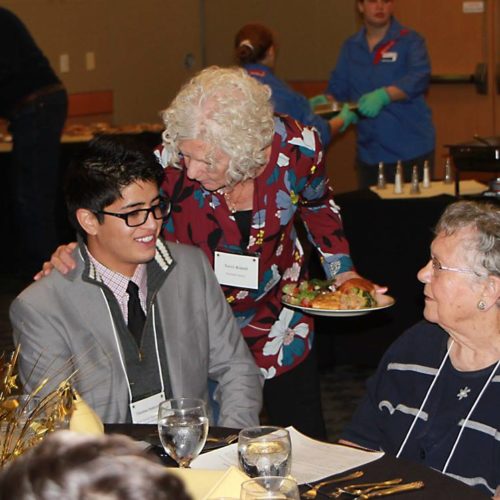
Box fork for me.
[353,481,425,499]
[329,479,403,498]
[301,471,364,499]
[205,433,238,445]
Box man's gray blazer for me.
[10,241,262,427]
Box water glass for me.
[238,426,291,478]
[240,476,299,500]
[157,397,208,468]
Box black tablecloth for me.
[312,453,489,499]
[105,424,488,499]
[314,190,457,368]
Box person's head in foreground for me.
[0,431,191,500]
[418,200,499,338]
[161,65,274,191]
[65,135,168,276]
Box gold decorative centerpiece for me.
[0,346,75,466]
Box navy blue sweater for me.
[0,7,60,116]
[342,320,500,496]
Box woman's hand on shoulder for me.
[334,270,388,295]
[33,242,78,281]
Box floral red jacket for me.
[157,114,352,379]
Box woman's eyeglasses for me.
[431,256,486,278]
[95,199,171,227]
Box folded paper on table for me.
[370,179,487,199]
[170,466,248,500]
[191,427,383,484]
[69,392,104,435]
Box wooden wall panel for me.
[68,91,113,118]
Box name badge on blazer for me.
[214,251,259,289]
[382,51,398,62]
[130,392,165,424]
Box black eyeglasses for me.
[95,199,171,227]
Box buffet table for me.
[105,424,489,499]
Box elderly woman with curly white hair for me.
[155,66,385,438]
[340,200,500,497]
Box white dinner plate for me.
[282,294,395,317]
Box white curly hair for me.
[161,66,275,187]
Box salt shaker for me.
[393,160,403,194]
[422,160,431,188]
[443,157,453,184]
[410,165,420,194]
[376,161,387,189]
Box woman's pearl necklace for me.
[223,191,238,213]
[218,180,252,213]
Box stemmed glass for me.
[157,397,208,468]
[240,476,300,500]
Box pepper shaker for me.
[393,160,403,194]
[422,160,431,188]
[376,161,387,190]
[443,157,453,184]
[410,165,420,194]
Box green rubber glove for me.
[309,94,330,110]
[339,103,358,133]
[358,88,390,118]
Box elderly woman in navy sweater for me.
[341,200,500,498]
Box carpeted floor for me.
[320,364,373,442]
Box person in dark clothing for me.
[0,7,68,278]
[341,201,500,497]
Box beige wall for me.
[4,0,359,191]
[204,0,356,80]
[3,0,202,123]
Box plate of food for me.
[281,278,395,317]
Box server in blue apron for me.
[327,0,435,187]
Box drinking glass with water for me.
[157,397,208,468]
[238,426,292,478]
[240,476,300,499]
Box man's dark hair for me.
[0,431,191,500]
[64,134,164,236]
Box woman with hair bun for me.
[235,23,357,149]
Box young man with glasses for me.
[10,135,262,427]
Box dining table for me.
[105,424,489,499]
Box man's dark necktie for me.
[127,281,145,346]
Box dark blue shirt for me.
[342,320,500,496]
[244,63,331,148]
[327,18,435,164]
[0,7,60,116]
